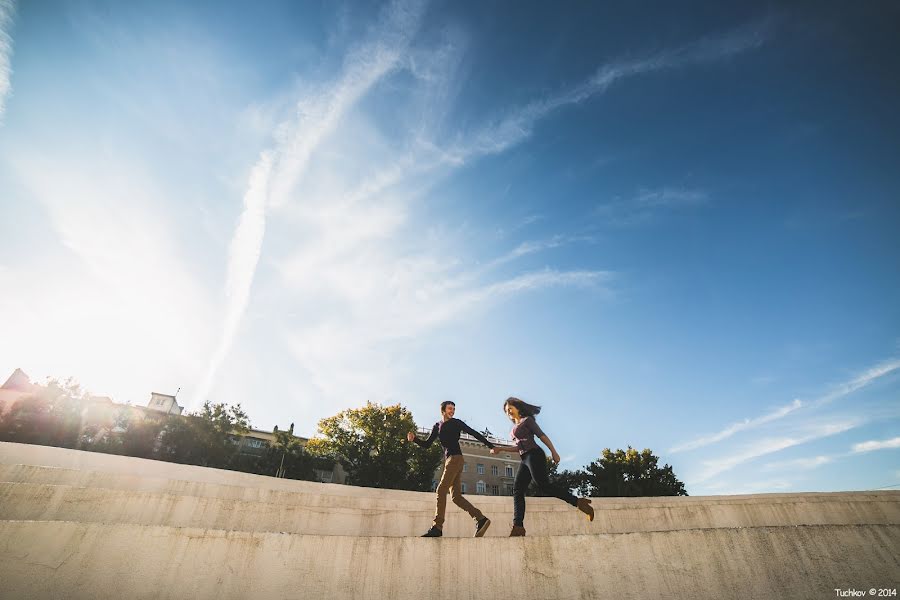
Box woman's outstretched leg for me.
[522,448,594,520]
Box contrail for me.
[0,0,16,120]
[190,0,428,408]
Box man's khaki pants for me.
[433,455,484,529]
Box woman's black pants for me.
[513,448,578,526]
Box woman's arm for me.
[538,434,561,464]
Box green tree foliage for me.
[0,378,88,448]
[0,380,327,482]
[535,461,591,497]
[306,402,442,491]
[157,402,250,469]
[120,418,166,459]
[577,447,687,497]
[234,425,333,481]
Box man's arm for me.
[411,423,438,448]
[460,421,495,449]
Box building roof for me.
[1,368,35,392]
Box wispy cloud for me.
[671,399,803,453]
[0,0,15,119]
[448,19,771,160]
[192,152,273,407]
[483,234,595,271]
[813,358,900,407]
[852,436,900,453]
[559,454,577,465]
[671,357,900,453]
[195,16,773,416]
[690,419,860,483]
[595,188,709,226]
[710,479,794,496]
[762,455,833,471]
[191,0,428,408]
[762,432,900,470]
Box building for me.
[422,427,521,496]
[231,425,346,484]
[0,368,38,417]
[146,392,184,416]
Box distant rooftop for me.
[1,368,34,392]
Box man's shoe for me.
[421,526,443,537]
[509,525,526,537]
[577,498,594,522]
[474,516,491,537]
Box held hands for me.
[406,432,416,442]
[551,452,561,465]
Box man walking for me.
[408,401,494,537]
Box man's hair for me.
[440,400,456,413]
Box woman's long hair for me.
[503,396,542,418]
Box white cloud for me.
[0,0,15,119]
[559,454,577,466]
[447,19,771,160]
[192,152,273,407]
[762,455,833,471]
[713,479,794,496]
[671,399,803,453]
[481,234,595,272]
[595,188,709,226]
[671,357,900,453]
[194,15,773,417]
[191,0,428,409]
[852,437,900,453]
[813,358,900,407]
[690,419,860,484]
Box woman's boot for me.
[577,498,594,522]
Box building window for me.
[491,465,499,476]
[477,464,484,474]
[246,438,265,448]
[492,485,499,496]
[461,482,467,494]
[506,465,514,477]
[504,484,514,496]
[463,463,468,473]
[476,481,486,494]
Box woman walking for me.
[490,396,593,536]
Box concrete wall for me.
[1,442,898,600]
[2,520,898,600]
[2,476,898,538]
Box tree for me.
[524,459,595,497]
[306,402,442,491]
[0,377,88,448]
[157,401,250,468]
[580,447,687,497]
[121,418,167,459]
[234,424,333,481]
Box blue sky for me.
[1,0,898,495]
